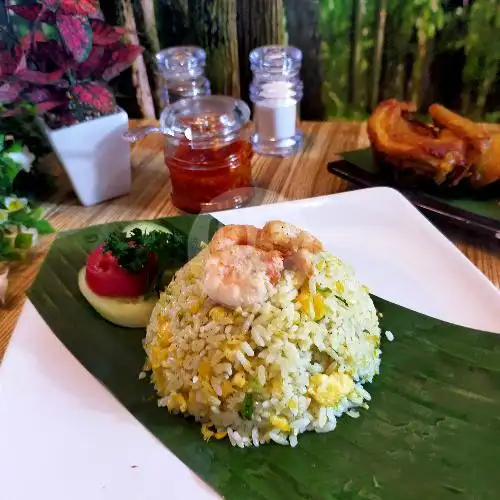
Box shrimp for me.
[256,221,323,255]
[203,221,322,308]
[257,221,322,280]
[284,248,315,277]
[202,245,284,308]
[208,224,260,251]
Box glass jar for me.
[249,45,303,157]
[161,95,253,213]
[155,46,211,106]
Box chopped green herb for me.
[248,377,263,392]
[317,286,332,295]
[335,295,349,307]
[103,229,150,273]
[103,228,187,273]
[103,227,190,295]
[240,392,254,420]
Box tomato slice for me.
[85,244,156,298]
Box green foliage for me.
[0,135,54,262]
[319,0,354,117]
[0,103,56,201]
[0,104,51,160]
[413,0,445,40]
[318,0,500,120]
[462,1,500,82]
[319,0,445,115]
[484,111,500,123]
[460,0,500,117]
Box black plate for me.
[328,149,500,238]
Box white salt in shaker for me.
[249,45,303,156]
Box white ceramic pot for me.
[39,108,131,206]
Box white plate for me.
[1,187,499,500]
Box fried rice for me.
[143,247,383,448]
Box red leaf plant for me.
[91,21,126,45]
[0,81,23,104]
[56,14,92,63]
[58,0,101,17]
[72,81,115,114]
[1,0,143,130]
[8,5,45,22]
[38,0,62,10]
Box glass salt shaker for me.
[155,46,211,107]
[249,45,303,156]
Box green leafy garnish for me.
[103,228,186,273]
[102,227,190,295]
[240,393,254,420]
[103,229,152,273]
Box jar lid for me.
[249,45,302,74]
[160,95,250,144]
[155,46,206,77]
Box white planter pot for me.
[39,109,131,206]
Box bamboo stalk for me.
[476,72,496,118]
[155,0,189,48]
[139,0,160,53]
[237,0,286,104]
[119,0,156,119]
[474,2,500,118]
[284,0,325,119]
[348,0,364,107]
[410,29,428,109]
[461,90,471,116]
[418,37,435,111]
[394,60,405,100]
[138,0,163,112]
[370,0,387,110]
[220,0,240,97]
[188,0,240,97]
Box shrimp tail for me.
[257,221,323,255]
[209,225,260,251]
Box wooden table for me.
[1,120,499,360]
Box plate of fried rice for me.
[144,221,383,448]
[2,187,500,500]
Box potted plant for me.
[0,102,56,201]
[0,132,54,305]
[0,1,144,206]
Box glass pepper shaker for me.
[249,45,303,157]
[155,46,211,107]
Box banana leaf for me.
[328,148,500,237]
[27,215,500,500]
